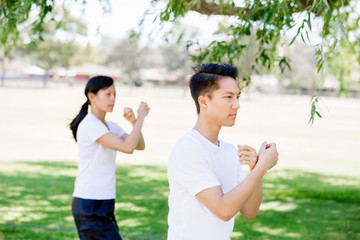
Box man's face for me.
[203,76,240,127]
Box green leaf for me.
[306,30,310,43]
[340,28,349,43]
[307,12,312,31]
[322,0,330,9]
[300,32,306,44]
[289,27,301,45]
[308,96,323,125]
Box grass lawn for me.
[0,161,359,240]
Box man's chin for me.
[222,121,236,127]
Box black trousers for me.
[72,197,122,240]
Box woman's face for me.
[90,84,116,113]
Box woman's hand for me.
[238,145,258,171]
[137,102,150,120]
[124,102,150,125]
[123,107,136,125]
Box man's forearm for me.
[240,181,263,219]
[217,166,266,220]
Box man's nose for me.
[233,99,240,109]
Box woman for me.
[69,76,150,239]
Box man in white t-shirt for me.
[167,63,279,240]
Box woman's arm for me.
[97,102,149,154]
[120,132,145,150]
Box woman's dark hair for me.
[69,76,114,141]
[189,63,238,114]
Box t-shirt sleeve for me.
[237,162,247,184]
[168,141,220,196]
[109,122,126,138]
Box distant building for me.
[140,67,184,86]
[54,64,121,81]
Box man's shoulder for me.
[169,131,204,161]
[173,130,202,150]
[219,139,236,151]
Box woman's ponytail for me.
[69,101,89,141]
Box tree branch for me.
[186,0,247,16]
[187,0,342,17]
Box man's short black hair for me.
[189,63,238,114]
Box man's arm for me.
[237,144,263,219]
[240,181,262,219]
[196,142,278,221]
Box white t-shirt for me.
[73,113,125,200]
[167,129,247,240]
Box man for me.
[167,63,279,240]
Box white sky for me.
[70,0,222,46]
[68,0,334,48]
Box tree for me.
[0,0,109,44]
[104,31,143,87]
[0,45,13,87]
[22,6,87,87]
[148,0,360,123]
[1,0,359,120]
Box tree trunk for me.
[1,59,5,87]
[43,69,49,88]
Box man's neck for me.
[193,115,221,146]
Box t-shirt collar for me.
[191,129,221,151]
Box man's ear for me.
[198,95,208,109]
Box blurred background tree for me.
[1,0,359,120]
[104,31,143,87]
[22,7,87,87]
[147,0,360,122]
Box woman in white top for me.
[69,76,150,240]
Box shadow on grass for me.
[233,170,360,240]
[0,162,359,240]
[0,162,169,240]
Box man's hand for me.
[238,145,258,171]
[257,141,279,171]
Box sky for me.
[66,0,343,50]
[70,0,222,46]
[65,0,360,49]
[81,0,151,43]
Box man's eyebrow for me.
[223,91,241,95]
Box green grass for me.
[0,162,359,240]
